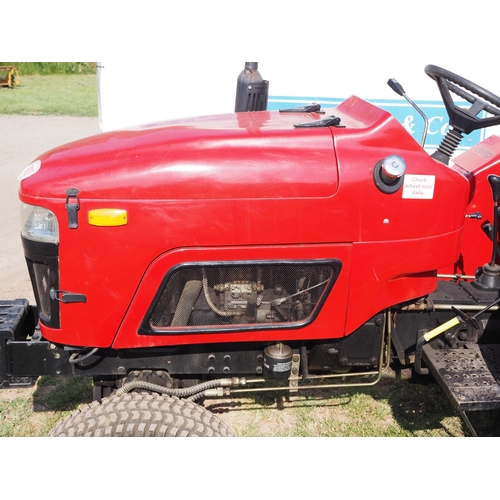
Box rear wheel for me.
[48,392,235,437]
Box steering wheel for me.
[425,65,500,134]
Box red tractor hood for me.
[19,96,469,246]
[20,109,339,201]
[18,96,475,349]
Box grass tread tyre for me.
[48,392,235,437]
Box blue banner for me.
[268,96,485,152]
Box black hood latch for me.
[65,188,80,229]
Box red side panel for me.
[440,135,500,276]
[113,245,353,349]
[20,97,472,349]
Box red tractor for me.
[3,65,500,436]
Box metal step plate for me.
[423,343,500,411]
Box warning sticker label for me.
[402,174,435,199]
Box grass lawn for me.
[0,74,98,117]
[2,373,500,437]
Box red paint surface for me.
[20,96,487,348]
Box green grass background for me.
[0,62,97,116]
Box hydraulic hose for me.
[186,391,209,402]
[115,377,233,397]
[68,347,99,365]
[202,268,238,317]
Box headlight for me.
[21,203,59,244]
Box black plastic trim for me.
[21,237,60,329]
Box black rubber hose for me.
[171,280,202,327]
[68,347,99,365]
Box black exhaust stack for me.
[235,62,269,112]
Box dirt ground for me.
[0,115,99,436]
[0,115,101,301]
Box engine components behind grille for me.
[145,261,341,333]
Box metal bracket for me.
[288,353,301,393]
[50,288,87,304]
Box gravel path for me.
[0,115,100,301]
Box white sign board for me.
[402,175,436,199]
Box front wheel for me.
[48,392,235,437]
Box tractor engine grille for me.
[142,260,341,334]
[30,262,52,320]
[22,238,60,328]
